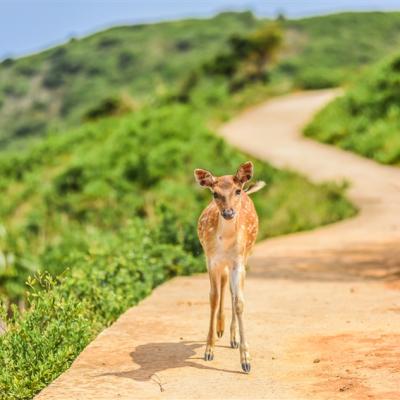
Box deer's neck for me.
[217,214,237,237]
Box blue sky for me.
[1,0,400,60]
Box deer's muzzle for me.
[222,208,236,220]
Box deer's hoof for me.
[230,340,239,349]
[204,348,214,361]
[241,362,251,373]
[217,330,224,338]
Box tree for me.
[246,23,283,79]
[203,23,283,91]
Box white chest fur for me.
[208,215,245,269]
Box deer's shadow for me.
[98,340,241,382]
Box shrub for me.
[0,222,203,399]
[42,72,65,89]
[202,23,283,92]
[83,95,134,120]
[16,63,39,77]
[97,36,121,49]
[175,39,192,52]
[118,51,135,69]
[295,68,343,89]
[1,58,14,67]
[13,119,47,138]
[305,52,400,165]
[3,81,28,98]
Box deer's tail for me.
[245,181,266,195]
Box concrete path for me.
[36,90,400,400]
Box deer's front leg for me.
[217,269,228,338]
[230,283,238,349]
[230,263,250,373]
[205,268,220,361]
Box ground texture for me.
[36,90,400,400]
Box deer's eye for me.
[235,189,241,195]
[213,192,219,199]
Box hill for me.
[2,11,400,149]
[0,12,260,149]
[304,52,400,166]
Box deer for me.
[194,161,265,373]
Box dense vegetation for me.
[0,12,260,149]
[0,224,201,399]
[2,11,400,149]
[305,52,400,166]
[0,104,355,303]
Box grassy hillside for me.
[0,104,355,303]
[2,11,400,149]
[0,12,260,149]
[304,52,400,166]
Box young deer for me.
[194,161,265,373]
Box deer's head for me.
[194,161,253,220]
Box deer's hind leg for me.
[204,266,221,361]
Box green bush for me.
[294,68,344,89]
[202,23,282,92]
[305,52,400,165]
[3,81,28,98]
[83,95,134,120]
[0,222,203,399]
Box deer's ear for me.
[235,161,253,184]
[194,168,215,188]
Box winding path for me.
[36,90,400,400]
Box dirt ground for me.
[36,90,400,400]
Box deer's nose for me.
[222,208,235,220]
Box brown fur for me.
[197,190,258,258]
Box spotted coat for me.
[197,191,258,266]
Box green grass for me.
[304,52,400,166]
[2,11,400,149]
